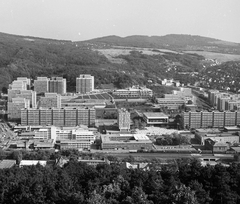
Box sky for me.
[0,0,240,43]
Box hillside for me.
[0,32,240,92]
[84,34,240,54]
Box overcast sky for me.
[0,0,239,42]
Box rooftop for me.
[143,112,168,118]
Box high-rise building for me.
[34,77,50,94]
[49,77,66,95]
[39,93,61,108]
[16,90,37,108]
[118,108,131,131]
[9,78,30,90]
[21,108,96,127]
[76,74,94,94]
[8,98,30,120]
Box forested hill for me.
[1,31,240,92]
[84,34,240,54]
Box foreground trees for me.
[0,159,240,203]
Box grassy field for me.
[184,50,240,63]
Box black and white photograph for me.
[0,0,240,203]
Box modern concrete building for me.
[34,77,50,94]
[143,112,168,126]
[118,108,131,131]
[39,93,61,108]
[157,98,185,109]
[101,134,153,150]
[9,77,30,91]
[182,111,240,129]
[8,90,36,108]
[21,108,96,127]
[8,98,30,120]
[76,74,94,94]
[49,77,67,95]
[112,86,153,98]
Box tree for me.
[1,87,7,94]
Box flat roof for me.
[0,160,16,169]
[224,126,240,131]
[143,112,168,118]
[101,134,152,144]
[196,128,221,133]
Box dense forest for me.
[0,155,240,204]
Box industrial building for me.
[21,108,96,127]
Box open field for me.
[184,50,240,63]
[94,47,180,63]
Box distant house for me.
[205,138,228,152]
[19,160,47,167]
[122,162,149,170]
[0,160,16,169]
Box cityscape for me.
[1,0,240,203]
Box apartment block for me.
[39,93,61,108]
[182,111,240,129]
[49,77,66,95]
[34,77,50,94]
[76,74,94,94]
[8,98,30,120]
[118,108,131,131]
[21,108,96,127]
[9,77,30,91]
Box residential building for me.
[76,74,94,94]
[118,108,131,131]
[34,77,50,94]
[182,111,240,129]
[205,138,228,152]
[9,77,30,91]
[21,108,96,127]
[8,98,30,120]
[49,77,66,95]
[39,93,61,108]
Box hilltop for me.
[0,32,240,92]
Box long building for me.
[182,111,240,129]
[21,108,96,127]
[112,86,153,98]
[101,134,153,150]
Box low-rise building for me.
[143,112,168,126]
[195,128,239,145]
[101,134,153,150]
[112,86,153,98]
